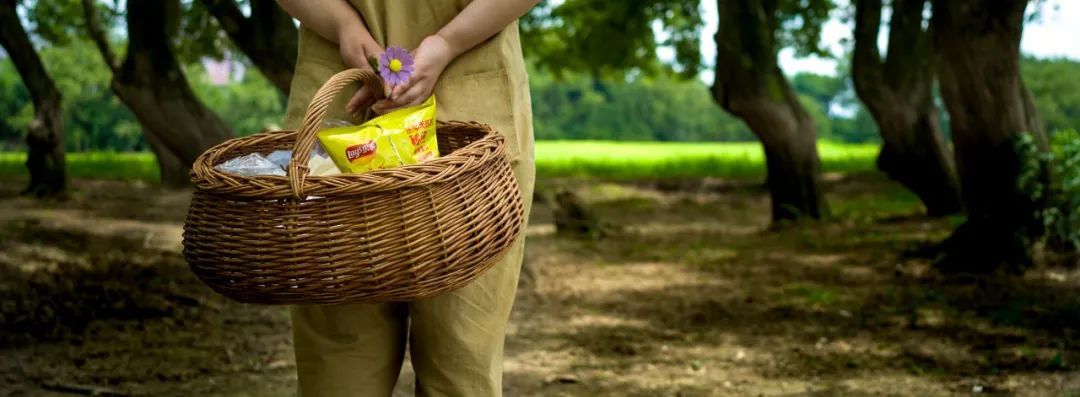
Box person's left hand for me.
[372,34,457,114]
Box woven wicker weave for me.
[183,68,524,305]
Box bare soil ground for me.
[0,175,1077,397]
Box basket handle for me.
[288,68,384,199]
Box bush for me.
[1017,129,1080,258]
[1045,129,1080,253]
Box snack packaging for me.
[308,154,342,176]
[215,153,286,176]
[217,143,342,178]
[317,95,439,174]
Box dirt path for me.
[0,176,1077,396]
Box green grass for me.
[0,152,160,183]
[0,140,879,183]
[534,140,878,179]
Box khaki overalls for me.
[282,2,535,396]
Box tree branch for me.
[197,0,250,36]
[0,0,61,108]
[852,0,884,101]
[712,0,783,113]
[80,0,118,74]
[198,0,296,94]
[882,0,933,90]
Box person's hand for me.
[340,30,384,117]
[371,34,457,114]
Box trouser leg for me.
[408,157,535,397]
[290,303,409,397]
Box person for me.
[275,0,538,396]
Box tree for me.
[1023,57,1080,133]
[196,0,297,95]
[711,0,830,221]
[522,1,703,79]
[82,0,233,186]
[526,64,754,142]
[852,0,962,216]
[524,0,832,222]
[791,73,843,115]
[931,0,1050,272]
[0,0,67,197]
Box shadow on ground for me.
[0,174,1077,396]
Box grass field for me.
[0,140,879,183]
[535,140,877,179]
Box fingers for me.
[345,84,376,116]
[371,81,427,114]
[391,84,426,109]
[389,83,408,101]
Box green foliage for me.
[40,39,145,152]
[523,0,835,79]
[791,72,844,111]
[27,0,233,63]
[529,66,753,141]
[775,0,836,57]
[790,72,881,143]
[177,0,236,63]
[522,0,703,78]
[798,93,833,139]
[831,107,881,143]
[24,0,87,46]
[0,38,284,151]
[1023,57,1080,134]
[188,65,285,134]
[1044,130,1080,253]
[0,60,29,150]
[1016,129,1080,254]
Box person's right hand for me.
[340,31,384,118]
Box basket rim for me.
[191,120,507,199]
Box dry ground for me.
[0,174,1077,396]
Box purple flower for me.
[378,46,414,86]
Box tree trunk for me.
[82,0,233,182]
[931,0,1050,273]
[711,0,828,223]
[143,129,190,187]
[112,0,233,166]
[853,0,962,216]
[0,0,67,197]
[199,0,297,95]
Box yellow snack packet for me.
[317,95,439,174]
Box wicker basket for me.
[182,68,524,305]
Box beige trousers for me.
[284,3,535,394]
[289,154,533,396]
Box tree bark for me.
[852,0,962,216]
[931,0,1050,272]
[198,0,297,95]
[143,129,190,187]
[0,0,67,197]
[82,0,233,182]
[711,0,828,222]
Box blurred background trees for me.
[0,0,66,196]
[852,0,961,216]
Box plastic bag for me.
[317,95,439,174]
[215,153,286,176]
[262,141,341,177]
[265,150,293,168]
